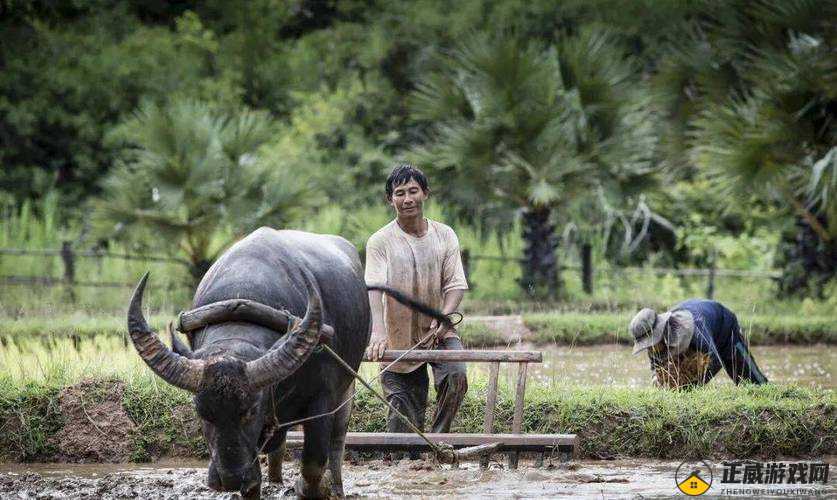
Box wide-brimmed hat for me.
[630,308,694,355]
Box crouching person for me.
[630,299,769,389]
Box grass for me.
[0,314,170,344]
[3,311,834,347]
[0,334,834,461]
[517,312,837,346]
[0,376,833,462]
[435,312,837,347]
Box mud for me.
[53,380,136,463]
[1,457,833,499]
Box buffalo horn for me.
[127,273,205,392]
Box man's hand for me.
[428,318,450,344]
[366,332,389,361]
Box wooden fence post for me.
[60,240,76,302]
[581,243,593,295]
[706,249,716,299]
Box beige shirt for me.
[365,218,469,372]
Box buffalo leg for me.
[328,383,354,497]
[268,443,286,484]
[265,426,288,484]
[296,413,332,498]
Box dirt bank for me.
[54,380,135,462]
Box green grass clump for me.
[5,311,832,347]
[353,382,835,459]
[0,383,63,461]
[520,313,836,346]
[1,376,833,462]
[121,380,204,461]
[0,314,169,343]
[522,313,631,345]
[457,312,836,347]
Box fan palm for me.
[94,98,318,282]
[410,28,657,296]
[663,0,837,296]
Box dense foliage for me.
[1,0,834,297]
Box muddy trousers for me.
[380,337,469,439]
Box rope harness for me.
[251,311,496,467]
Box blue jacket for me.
[649,299,768,386]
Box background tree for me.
[93,98,319,282]
[410,28,658,297]
[654,0,837,296]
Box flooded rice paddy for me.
[2,457,834,498]
[473,344,836,389]
[1,338,833,498]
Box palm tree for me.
[410,28,658,297]
[656,0,837,296]
[94,98,319,282]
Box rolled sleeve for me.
[364,237,388,286]
[442,230,469,293]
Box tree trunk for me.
[189,259,213,286]
[519,206,560,298]
[776,214,836,298]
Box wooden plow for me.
[288,350,576,468]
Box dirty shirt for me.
[365,219,469,373]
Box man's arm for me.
[366,289,388,360]
[364,236,389,361]
[429,289,465,340]
[431,227,468,340]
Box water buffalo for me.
[127,227,372,498]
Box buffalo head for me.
[126,273,323,498]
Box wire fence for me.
[460,248,781,300]
[0,243,188,289]
[0,244,781,308]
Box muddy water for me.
[471,344,836,389]
[2,458,834,498]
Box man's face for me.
[389,178,428,217]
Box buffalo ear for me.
[168,321,194,358]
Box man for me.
[630,299,769,389]
[365,163,469,439]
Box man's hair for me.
[385,163,429,200]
